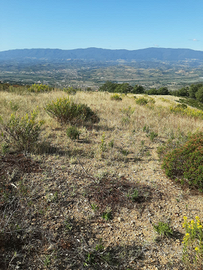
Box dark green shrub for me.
[132,85,145,94]
[115,83,133,94]
[162,133,203,190]
[195,86,203,103]
[44,97,99,125]
[157,87,169,95]
[146,88,158,95]
[99,81,117,92]
[66,126,80,140]
[189,84,203,99]
[174,87,189,97]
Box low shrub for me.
[135,97,148,106]
[0,110,44,152]
[63,87,77,95]
[153,221,173,237]
[28,84,53,93]
[170,105,203,119]
[66,126,80,140]
[162,132,203,190]
[44,97,100,125]
[110,94,122,101]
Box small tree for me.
[133,85,145,94]
[195,86,203,103]
[189,84,203,99]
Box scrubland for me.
[0,89,203,269]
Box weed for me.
[66,125,80,140]
[153,221,173,237]
[91,203,98,212]
[121,149,129,156]
[64,219,72,231]
[121,116,131,125]
[148,131,158,141]
[101,207,112,221]
[108,139,114,148]
[127,189,139,202]
[43,255,51,267]
[120,106,135,117]
[100,132,107,152]
[143,125,150,133]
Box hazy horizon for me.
[1,47,203,53]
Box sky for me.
[0,0,203,52]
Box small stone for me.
[118,217,124,222]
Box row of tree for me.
[98,81,203,102]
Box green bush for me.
[135,97,148,105]
[195,87,203,103]
[0,110,44,152]
[28,84,53,93]
[63,87,77,95]
[153,221,173,237]
[110,94,122,101]
[66,126,80,140]
[44,97,100,125]
[162,132,203,190]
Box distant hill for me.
[0,47,203,62]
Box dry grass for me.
[0,90,203,269]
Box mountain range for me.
[0,47,203,62]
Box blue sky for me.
[0,0,203,52]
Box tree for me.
[133,85,145,94]
[99,81,117,92]
[177,87,189,97]
[189,84,203,99]
[195,86,203,103]
[115,83,133,94]
[157,87,169,95]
